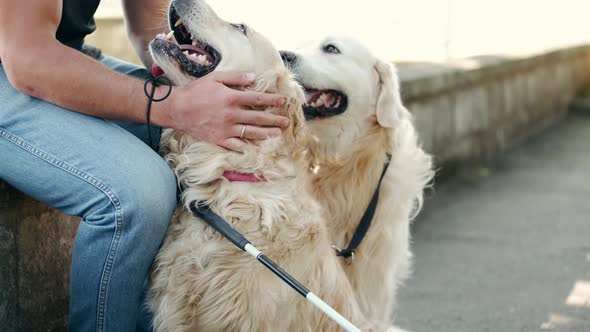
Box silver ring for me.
[240,124,247,139]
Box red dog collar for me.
[223,171,267,183]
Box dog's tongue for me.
[152,64,165,77]
[304,90,323,104]
[323,93,337,107]
[305,90,337,108]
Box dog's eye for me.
[323,44,341,54]
[230,23,247,36]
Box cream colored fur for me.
[287,37,434,326]
[147,1,401,331]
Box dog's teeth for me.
[192,40,197,46]
[195,54,208,65]
[311,93,326,107]
[183,52,211,66]
[175,19,183,27]
[166,31,175,40]
[334,96,341,108]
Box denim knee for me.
[120,158,177,240]
[82,154,177,248]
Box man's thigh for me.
[0,56,176,332]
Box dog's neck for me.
[167,134,318,246]
[163,128,300,191]
[308,121,393,234]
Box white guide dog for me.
[281,37,434,326]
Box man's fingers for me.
[220,138,249,153]
[235,110,289,128]
[233,124,281,140]
[211,71,256,87]
[234,91,286,108]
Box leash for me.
[333,154,392,263]
[143,76,173,149]
[189,201,361,332]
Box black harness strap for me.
[334,154,392,261]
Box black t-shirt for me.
[56,0,101,55]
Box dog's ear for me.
[374,59,409,128]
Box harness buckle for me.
[332,245,355,265]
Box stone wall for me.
[1,23,590,329]
[400,46,590,171]
[0,183,78,332]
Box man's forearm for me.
[4,39,173,127]
[123,0,170,68]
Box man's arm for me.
[0,0,288,152]
[123,0,170,68]
[0,0,155,123]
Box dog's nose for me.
[280,51,298,67]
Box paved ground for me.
[396,110,590,332]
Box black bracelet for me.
[143,76,173,149]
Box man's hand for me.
[124,0,290,151]
[154,71,289,152]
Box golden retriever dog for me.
[146,1,401,331]
[280,37,434,326]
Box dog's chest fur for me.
[149,128,332,331]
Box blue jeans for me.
[0,56,177,331]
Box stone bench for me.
[0,182,77,331]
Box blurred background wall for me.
[89,0,590,64]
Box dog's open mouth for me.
[302,89,348,120]
[151,5,221,78]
